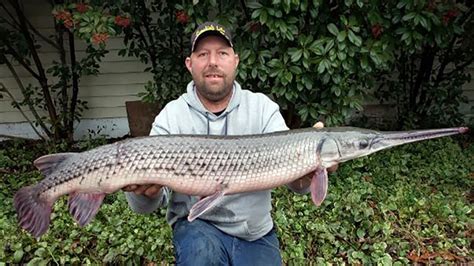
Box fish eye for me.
[358,139,369,149]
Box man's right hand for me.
[122,184,163,198]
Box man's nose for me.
[208,52,218,66]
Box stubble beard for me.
[195,73,234,102]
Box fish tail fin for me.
[13,185,53,238]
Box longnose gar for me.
[14,127,468,237]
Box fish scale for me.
[13,126,468,237]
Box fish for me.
[13,126,468,237]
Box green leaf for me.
[324,40,335,53]
[289,66,302,74]
[327,23,339,36]
[337,31,347,42]
[290,49,303,62]
[284,71,293,82]
[323,59,330,70]
[13,250,24,263]
[260,9,268,24]
[351,251,365,259]
[396,1,406,8]
[302,75,313,89]
[251,8,262,19]
[268,59,282,68]
[317,61,326,73]
[402,12,416,21]
[337,51,347,61]
[419,16,429,30]
[240,49,251,61]
[79,27,91,33]
[251,68,258,78]
[246,1,263,8]
[348,30,362,47]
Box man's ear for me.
[185,57,192,74]
[234,54,240,69]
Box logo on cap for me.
[195,24,226,39]
[191,22,233,52]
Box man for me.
[123,22,335,265]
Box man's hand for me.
[122,184,163,198]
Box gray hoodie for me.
[126,81,304,241]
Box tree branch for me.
[26,16,61,50]
[10,0,59,138]
[443,56,474,80]
[0,82,47,140]
[137,0,159,71]
[239,0,250,21]
[0,2,21,30]
[413,46,435,108]
[433,37,456,86]
[4,43,41,80]
[68,30,79,141]
[54,21,69,131]
[1,54,52,137]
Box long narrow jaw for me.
[374,127,469,150]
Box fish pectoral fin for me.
[310,167,328,206]
[68,192,106,227]
[188,187,226,222]
[34,153,77,176]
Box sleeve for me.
[261,99,289,133]
[124,105,172,213]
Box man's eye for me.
[219,52,228,56]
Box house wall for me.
[0,0,153,140]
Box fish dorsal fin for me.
[34,153,77,176]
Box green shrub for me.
[71,1,471,129]
[178,0,472,128]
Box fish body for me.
[14,126,468,237]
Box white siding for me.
[0,0,156,138]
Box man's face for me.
[185,35,239,102]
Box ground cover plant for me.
[0,133,472,264]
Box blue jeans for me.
[172,219,282,266]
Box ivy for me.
[1,135,472,264]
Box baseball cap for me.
[190,22,233,52]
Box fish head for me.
[317,127,468,166]
[317,128,379,166]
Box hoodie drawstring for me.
[206,112,210,135]
[205,112,229,136]
[224,113,228,136]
